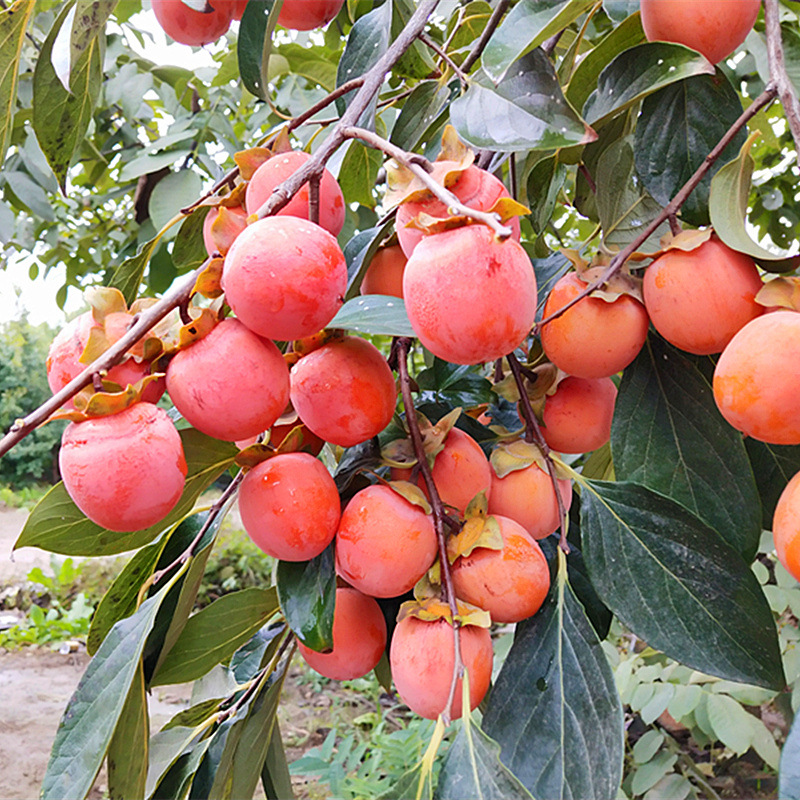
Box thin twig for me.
[418,32,467,88]
[461,0,510,72]
[507,353,569,553]
[764,0,800,169]
[340,125,514,239]
[396,338,464,725]
[534,83,778,334]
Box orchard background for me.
[2,0,800,798]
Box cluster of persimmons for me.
[41,0,800,723]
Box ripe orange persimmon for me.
[360,244,407,298]
[60,403,186,532]
[166,318,290,442]
[541,376,617,454]
[488,462,572,540]
[222,216,347,342]
[244,151,345,237]
[643,237,763,355]
[713,310,800,444]
[772,471,800,583]
[290,337,397,448]
[395,165,520,258]
[540,272,649,378]
[276,0,344,30]
[335,484,437,597]
[390,616,493,720]
[297,588,387,680]
[238,452,340,561]
[231,0,248,20]
[151,0,233,46]
[403,225,537,365]
[451,516,550,623]
[203,205,247,257]
[641,0,760,64]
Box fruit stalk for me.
[395,337,465,724]
[534,82,779,335]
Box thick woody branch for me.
[534,82,778,333]
[764,0,800,169]
[340,126,514,239]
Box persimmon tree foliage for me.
[3,0,800,798]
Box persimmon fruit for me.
[772,471,800,583]
[540,272,649,378]
[335,484,437,598]
[244,151,345,237]
[151,0,233,46]
[713,310,800,445]
[390,616,493,720]
[403,225,537,365]
[290,336,397,448]
[643,237,763,355]
[166,318,290,442]
[59,403,186,532]
[451,515,550,624]
[640,0,760,64]
[360,244,407,298]
[222,216,347,342]
[297,588,387,680]
[276,0,345,30]
[541,376,617,454]
[238,452,340,561]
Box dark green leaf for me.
[107,235,160,306]
[612,335,761,559]
[188,709,248,800]
[231,624,285,682]
[634,71,746,226]
[745,439,800,529]
[63,0,116,88]
[335,1,392,124]
[0,0,35,160]
[483,553,624,800]
[41,579,177,800]
[531,251,571,320]
[582,43,715,128]
[15,429,237,556]
[526,155,567,235]
[150,736,213,800]
[392,0,438,79]
[276,542,336,651]
[237,0,278,100]
[780,713,800,800]
[107,662,148,800]
[338,139,382,208]
[482,0,595,83]
[333,437,383,494]
[261,720,294,800]
[435,719,534,800]
[581,481,785,689]
[416,359,495,408]
[390,80,451,151]
[451,51,596,152]
[146,726,212,799]
[33,1,102,191]
[343,216,396,299]
[150,587,279,686]
[328,294,415,336]
[162,698,224,732]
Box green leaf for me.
[705,693,754,754]
[162,698,224,732]
[630,751,677,796]
[482,0,595,83]
[328,294,415,336]
[451,51,596,152]
[435,717,534,800]
[565,10,645,113]
[390,80,451,151]
[276,542,335,652]
[612,335,761,559]
[595,136,670,252]
[274,42,338,91]
[148,170,203,233]
[483,551,624,800]
[745,440,800,529]
[172,207,209,271]
[261,721,294,800]
[335,1,392,124]
[15,429,237,556]
[107,235,160,306]
[780,712,800,800]
[231,625,285,682]
[0,0,35,161]
[709,138,795,264]
[107,661,148,800]
[147,726,212,800]
[416,359,495,408]
[4,169,55,219]
[580,481,785,689]
[33,1,103,191]
[582,43,715,128]
[150,587,280,686]
[237,0,279,101]
[392,0,438,80]
[526,155,567,235]
[41,578,178,800]
[118,150,192,183]
[188,709,249,800]
[634,71,746,226]
[63,0,117,89]
[343,215,396,299]
[338,139,382,208]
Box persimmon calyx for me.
[397,596,491,629]
[48,373,164,423]
[756,276,800,311]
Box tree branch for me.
[534,82,778,334]
[418,32,467,88]
[461,0,510,72]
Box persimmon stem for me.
[395,337,464,725]
[507,352,570,554]
[764,0,800,169]
[534,82,778,335]
[340,126,514,240]
[308,174,321,226]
